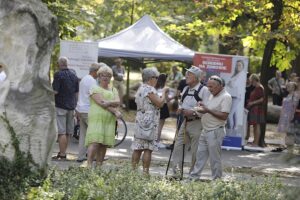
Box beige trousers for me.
[171,119,202,174]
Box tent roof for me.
[98,15,195,62]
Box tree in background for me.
[43,0,300,142]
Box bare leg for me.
[58,134,69,156]
[142,149,152,174]
[253,124,261,146]
[132,150,143,170]
[96,144,107,166]
[245,125,250,141]
[87,143,97,167]
[157,119,165,142]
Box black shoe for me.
[271,147,286,152]
[166,144,174,150]
[52,153,66,161]
[76,158,87,163]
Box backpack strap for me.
[194,84,203,102]
[181,84,204,103]
[181,86,190,103]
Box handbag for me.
[134,110,155,141]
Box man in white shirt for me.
[0,65,6,82]
[76,62,105,162]
[190,75,232,180]
[171,66,210,178]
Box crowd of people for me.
[51,56,299,180]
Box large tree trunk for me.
[259,0,283,147]
[0,0,58,170]
[291,53,300,73]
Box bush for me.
[0,115,45,200]
[24,166,299,200]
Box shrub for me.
[24,166,299,200]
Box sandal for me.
[52,153,67,160]
[271,147,287,152]
[246,142,253,146]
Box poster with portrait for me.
[60,40,98,79]
[193,53,249,150]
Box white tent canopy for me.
[98,15,195,62]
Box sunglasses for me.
[209,77,223,85]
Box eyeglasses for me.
[209,77,223,85]
[152,76,158,80]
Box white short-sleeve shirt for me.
[201,89,232,131]
[76,74,97,113]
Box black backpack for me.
[181,84,204,103]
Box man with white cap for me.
[171,66,210,178]
[75,62,107,162]
[190,75,232,180]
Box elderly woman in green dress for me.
[131,67,168,174]
[85,65,122,167]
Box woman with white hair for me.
[131,67,168,175]
[85,65,122,167]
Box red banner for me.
[193,53,232,73]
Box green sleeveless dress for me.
[85,86,118,147]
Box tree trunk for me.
[259,0,283,147]
[291,53,300,73]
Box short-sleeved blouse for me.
[131,84,160,151]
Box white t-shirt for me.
[76,74,97,113]
[201,89,232,131]
[0,71,6,82]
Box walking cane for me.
[180,118,187,180]
[165,114,182,176]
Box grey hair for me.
[89,62,108,73]
[142,67,159,83]
[209,75,224,86]
[58,56,68,68]
[90,63,100,73]
[97,65,113,76]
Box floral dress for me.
[131,84,160,151]
[277,94,298,133]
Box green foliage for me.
[24,166,299,200]
[42,0,300,73]
[0,115,44,200]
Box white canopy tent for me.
[98,15,195,63]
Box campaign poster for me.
[193,53,248,150]
[60,40,98,79]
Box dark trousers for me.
[272,94,282,106]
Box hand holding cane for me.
[165,114,182,176]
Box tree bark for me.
[291,53,300,73]
[259,0,283,147]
